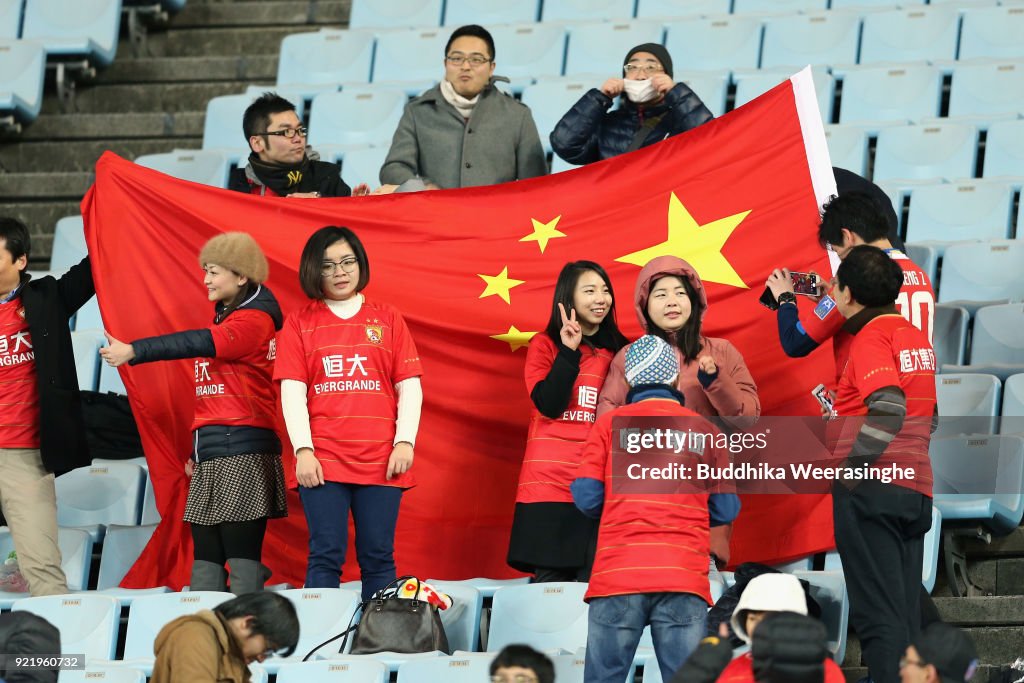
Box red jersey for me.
[833,313,935,496]
[577,398,729,603]
[800,250,934,382]
[274,298,423,487]
[192,309,278,432]
[517,334,613,504]
[0,295,39,448]
[716,652,846,683]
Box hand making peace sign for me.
[558,302,583,351]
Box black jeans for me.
[833,480,932,683]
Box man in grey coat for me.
[379,25,547,190]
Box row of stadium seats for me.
[936,373,1024,438]
[54,461,159,540]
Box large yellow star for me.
[491,325,537,352]
[616,193,751,289]
[477,266,525,304]
[520,215,566,254]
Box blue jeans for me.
[298,482,403,600]
[584,592,706,683]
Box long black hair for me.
[642,273,705,363]
[545,261,628,352]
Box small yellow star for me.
[520,215,566,254]
[477,266,525,305]
[616,193,751,289]
[491,325,538,352]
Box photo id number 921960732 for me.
[1,655,85,670]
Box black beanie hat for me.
[624,43,673,78]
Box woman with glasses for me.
[274,226,423,601]
[100,233,288,595]
[551,43,714,165]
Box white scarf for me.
[440,78,481,119]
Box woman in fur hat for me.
[101,232,287,594]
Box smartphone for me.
[759,286,779,311]
[790,271,819,296]
[812,383,836,418]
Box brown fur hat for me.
[199,232,269,283]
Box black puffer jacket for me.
[550,82,713,165]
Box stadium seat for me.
[0,39,46,125]
[443,576,529,599]
[733,0,826,12]
[932,304,969,368]
[318,651,445,674]
[0,528,93,609]
[21,0,121,66]
[970,304,1024,365]
[0,0,20,38]
[552,654,586,683]
[921,505,942,594]
[759,11,860,71]
[873,123,977,183]
[982,119,1024,180]
[443,0,539,26]
[276,660,389,683]
[1002,374,1024,435]
[140,473,159,524]
[934,373,1001,439]
[949,60,1024,123]
[487,582,589,652]
[564,21,666,78]
[425,581,484,652]
[678,70,730,118]
[830,0,906,8]
[838,65,942,126]
[201,93,257,161]
[59,668,147,683]
[119,591,234,672]
[371,28,446,93]
[97,524,169,603]
[733,67,834,123]
[348,0,442,29]
[958,5,1024,60]
[12,594,120,660]
[859,6,959,65]
[397,654,495,683]
[939,243,1024,307]
[541,0,636,22]
[261,589,361,670]
[635,0,731,19]
[664,15,763,72]
[71,329,104,392]
[905,180,1014,246]
[823,125,868,175]
[50,215,86,271]
[308,88,407,151]
[904,243,937,284]
[522,76,605,153]
[135,150,231,189]
[551,156,582,174]
[931,434,1024,535]
[277,29,374,97]
[488,23,566,92]
[55,462,145,542]
[791,571,849,664]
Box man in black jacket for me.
[0,217,95,596]
[550,43,713,165]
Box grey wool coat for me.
[379,82,548,189]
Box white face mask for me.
[623,78,658,104]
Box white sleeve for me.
[394,377,423,447]
[281,379,314,453]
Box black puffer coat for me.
[550,82,713,165]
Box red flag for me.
[82,68,838,589]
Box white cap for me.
[729,573,808,644]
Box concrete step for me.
[124,26,302,58]
[170,1,347,28]
[0,138,195,173]
[17,112,204,141]
[965,527,1024,558]
[935,596,1024,626]
[0,173,93,199]
[843,625,1022,676]
[0,200,81,251]
[933,558,1024,597]
[100,54,277,84]
[41,81,252,115]
[843,664,1006,682]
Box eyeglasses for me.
[321,258,359,277]
[490,675,538,683]
[899,656,927,669]
[624,64,664,75]
[262,126,307,139]
[446,53,491,67]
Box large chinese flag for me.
[83,68,838,589]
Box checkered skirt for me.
[183,452,288,525]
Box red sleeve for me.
[849,327,900,401]
[798,293,845,344]
[576,413,612,482]
[272,311,308,383]
[523,334,555,393]
[596,346,629,418]
[389,308,423,383]
[209,310,274,361]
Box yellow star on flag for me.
[491,325,537,352]
[616,193,751,289]
[478,266,525,304]
[520,215,566,254]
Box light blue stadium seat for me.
[444,577,529,599]
[74,295,102,334]
[21,0,121,66]
[932,304,969,367]
[424,581,483,652]
[791,570,849,664]
[0,528,93,609]
[336,145,389,188]
[552,653,586,683]
[824,125,868,175]
[679,69,729,118]
[873,123,977,183]
[759,11,860,70]
[939,243,1024,308]
[664,15,762,72]
[118,591,234,673]
[931,434,1024,535]
[551,156,582,174]
[201,93,258,161]
[935,373,1001,439]
[348,0,442,29]
[904,243,938,284]
[443,0,539,26]
[838,65,942,126]
[541,0,636,22]
[1001,374,1024,435]
[970,304,1024,365]
[371,28,445,94]
[309,88,408,148]
[982,119,1024,180]
[487,582,588,652]
[635,0,731,19]
[949,60,1024,123]
[277,29,375,97]
[13,594,119,660]
[263,589,361,670]
[0,39,46,125]
[0,0,20,38]
[958,5,1024,60]
[733,0,827,12]
[55,462,146,542]
[830,0,906,8]
[97,524,169,603]
[50,215,86,271]
[59,668,147,683]
[397,654,495,683]
[70,329,103,392]
[859,6,959,65]
[135,149,231,188]
[922,504,942,593]
[140,473,159,524]
[522,76,605,153]
[277,660,389,683]
[564,21,666,78]
[488,23,566,92]
[905,180,1013,247]
[732,67,834,123]
[317,651,445,673]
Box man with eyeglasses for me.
[379,24,547,190]
[551,43,713,165]
[899,622,978,683]
[229,92,364,198]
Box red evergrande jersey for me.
[274,298,423,487]
[0,297,39,448]
[833,314,936,496]
[517,334,613,504]
[800,250,934,382]
[192,309,278,432]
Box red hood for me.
[633,255,708,331]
